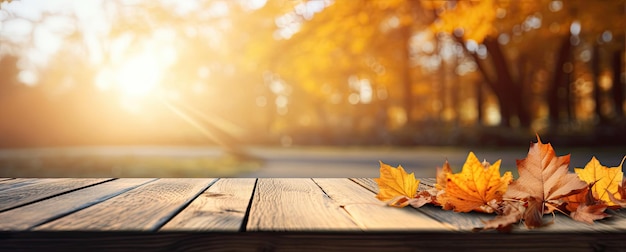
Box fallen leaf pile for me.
[375,135,626,231]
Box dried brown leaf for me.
[570,204,609,224]
[481,201,524,232]
[504,135,587,228]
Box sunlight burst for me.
[115,53,161,97]
[96,40,177,102]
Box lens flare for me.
[114,53,161,97]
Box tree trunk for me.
[592,44,610,123]
[399,25,413,123]
[437,34,447,123]
[453,35,531,128]
[476,81,484,125]
[548,36,572,126]
[483,37,526,128]
[451,51,460,124]
[517,57,533,128]
[612,50,624,118]
[497,94,512,127]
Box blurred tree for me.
[268,0,429,135]
[612,51,624,119]
[1,0,624,147]
[431,0,625,129]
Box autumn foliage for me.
[375,135,626,231]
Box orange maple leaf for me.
[374,161,420,208]
[504,135,587,229]
[436,152,512,213]
[567,183,610,224]
[574,157,624,207]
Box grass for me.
[0,153,262,177]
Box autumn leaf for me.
[481,201,524,232]
[571,204,610,224]
[504,135,587,229]
[608,180,626,207]
[374,161,420,208]
[565,183,594,213]
[436,152,512,213]
[434,161,453,210]
[568,183,610,224]
[574,157,624,207]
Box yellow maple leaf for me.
[374,161,420,208]
[574,157,624,206]
[439,152,513,213]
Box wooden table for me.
[1,178,625,251]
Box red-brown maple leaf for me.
[503,135,587,229]
[481,201,523,232]
[570,188,610,224]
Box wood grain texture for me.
[2,232,625,252]
[0,178,60,192]
[313,178,453,230]
[0,178,14,183]
[349,178,378,193]
[35,178,216,231]
[160,178,256,231]
[0,178,155,230]
[519,209,626,232]
[3,178,626,233]
[246,178,360,231]
[0,178,111,212]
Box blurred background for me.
[0,0,624,178]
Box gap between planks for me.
[160,178,257,231]
[0,178,113,213]
[246,178,360,231]
[0,178,156,230]
[313,178,455,231]
[34,178,217,231]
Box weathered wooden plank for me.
[160,178,256,231]
[512,207,626,233]
[0,178,155,230]
[35,178,216,231]
[313,178,453,230]
[598,209,626,231]
[0,232,626,252]
[349,178,378,193]
[246,178,360,231]
[2,232,624,252]
[0,178,14,183]
[0,178,59,192]
[0,178,112,212]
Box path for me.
[0,145,623,177]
